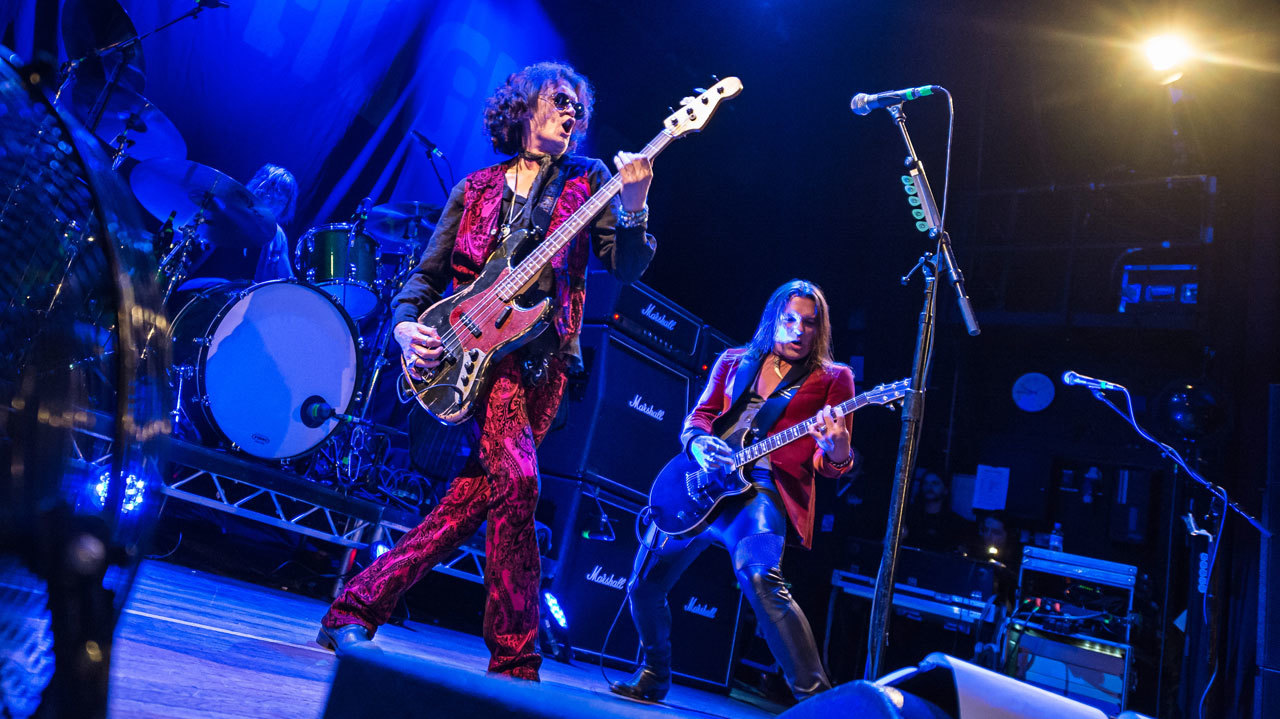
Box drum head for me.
[202,281,358,458]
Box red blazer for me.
[680,347,856,549]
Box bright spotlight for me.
[93,467,147,513]
[370,539,393,559]
[1145,34,1193,74]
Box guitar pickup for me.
[458,313,482,338]
[495,306,512,328]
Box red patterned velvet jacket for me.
[680,347,856,549]
[392,155,656,362]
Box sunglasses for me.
[541,92,585,119]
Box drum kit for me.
[49,0,443,502]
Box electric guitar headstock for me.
[856,378,911,410]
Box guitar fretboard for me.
[495,131,674,300]
[732,386,902,467]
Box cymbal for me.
[63,79,185,161]
[61,0,146,77]
[365,201,439,253]
[130,159,275,249]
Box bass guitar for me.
[400,77,743,424]
[647,378,909,539]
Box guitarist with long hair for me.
[612,279,854,703]
[318,61,656,682]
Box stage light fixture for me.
[92,466,147,514]
[370,539,393,559]
[542,591,568,629]
[1145,34,1193,84]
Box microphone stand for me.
[864,103,980,680]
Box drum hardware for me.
[130,159,276,250]
[54,0,217,165]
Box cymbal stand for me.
[157,214,207,304]
[56,1,228,118]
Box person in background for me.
[902,467,971,554]
[185,163,298,283]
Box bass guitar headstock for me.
[662,76,743,139]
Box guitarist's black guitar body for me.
[647,379,910,539]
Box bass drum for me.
[170,280,361,459]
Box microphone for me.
[300,395,358,428]
[411,130,444,158]
[583,512,615,542]
[1061,371,1123,391]
[850,84,941,116]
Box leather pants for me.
[626,476,832,699]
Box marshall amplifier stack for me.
[543,482,746,690]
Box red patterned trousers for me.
[322,354,566,680]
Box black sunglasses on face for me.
[542,92,585,119]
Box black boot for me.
[612,578,673,702]
[610,664,671,702]
[316,624,374,656]
[740,565,832,700]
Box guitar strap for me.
[529,158,571,239]
[516,159,572,388]
[751,367,809,439]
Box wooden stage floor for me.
[109,561,783,719]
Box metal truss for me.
[161,467,374,548]
[375,518,486,585]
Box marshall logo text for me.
[683,596,719,619]
[628,394,666,422]
[585,565,627,591]
[640,302,678,331]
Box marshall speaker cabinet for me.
[538,324,690,502]
[583,270,703,368]
[548,488,746,690]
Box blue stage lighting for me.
[92,467,147,513]
[371,539,393,559]
[542,591,568,629]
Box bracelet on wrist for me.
[618,203,649,229]
[827,451,854,470]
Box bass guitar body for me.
[399,229,551,425]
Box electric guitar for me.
[647,378,910,539]
[399,77,743,424]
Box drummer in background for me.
[186,163,298,283]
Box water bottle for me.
[1049,522,1064,552]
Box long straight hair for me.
[742,279,834,373]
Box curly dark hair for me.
[483,61,593,156]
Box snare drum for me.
[170,279,361,459]
[295,223,380,318]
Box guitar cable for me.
[595,504,663,693]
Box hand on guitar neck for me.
[806,404,851,464]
